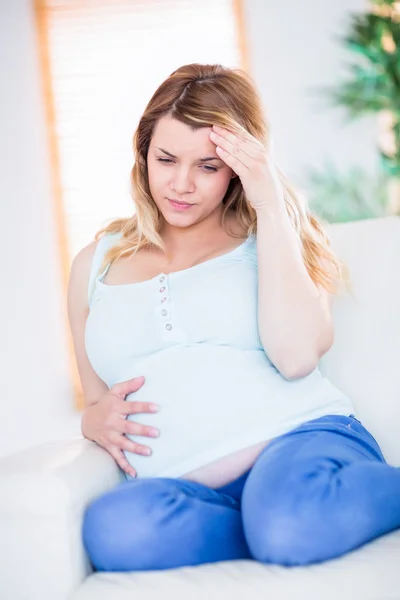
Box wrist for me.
[255,201,290,226]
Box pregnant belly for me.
[179,438,271,488]
[117,345,281,479]
[116,344,345,480]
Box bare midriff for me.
[178,439,271,489]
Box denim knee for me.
[241,465,347,566]
[242,503,327,566]
[82,479,175,571]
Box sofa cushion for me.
[71,529,400,600]
[320,216,400,466]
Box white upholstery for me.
[1,216,399,600]
[320,216,400,466]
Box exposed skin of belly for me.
[179,439,271,489]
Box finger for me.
[214,145,247,176]
[122,420,160,438]
[118,400,160,415]
[214,124,264,150]
[112,376,145,398]
[210,130,251,163]
[211,127,259,160]
[120,435,153,456]
[108,446,137,478]
[210,131,251,170]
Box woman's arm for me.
[209,125,333,380]
[67,241,110,407]
[255,205,334,380]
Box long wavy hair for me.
[94,63,352,297]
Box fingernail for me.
[143,448,152,456]
[149,428,160,437]
[150,404,160,412]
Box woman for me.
[68,63,400,572]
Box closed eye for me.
[156,158,217,172]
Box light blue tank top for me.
[85,231,354,479]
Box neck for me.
[159,207,236,255]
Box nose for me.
[170,167,195,195]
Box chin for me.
[162,215,197,228]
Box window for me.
[34,0,249,408]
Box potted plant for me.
[308,0,400,220]
[310,0,400,220]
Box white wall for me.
[0,0,377,458]
[0,0,81,458]
[244,0,377,184]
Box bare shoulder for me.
[67,238,109,406]
[72,239,98,275]
[68,239,99,313]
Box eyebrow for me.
[155,146,223,163]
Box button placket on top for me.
[153,273,186,343]
[155,274,174,334]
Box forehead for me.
[151,115,214,155]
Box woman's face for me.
[147,114,236,228]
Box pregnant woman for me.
[68,63,400,572]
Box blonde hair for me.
[94,63,352,297]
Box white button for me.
[161,309,167,316]
[165,324,172,331]
[159,286,166,293]
[159,276,165,283]
[161,297,167,303]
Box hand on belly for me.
[179,439,271,489]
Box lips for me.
[167,198,195,211]
[168,198,193,206]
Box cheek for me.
[147,164,165,188]
[147,167,170,204]
[206,171,233,198]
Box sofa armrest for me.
[0,436,125,600]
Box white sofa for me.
[1,216,399,600]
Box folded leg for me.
[82,476,251,571]
[241,414,400,566]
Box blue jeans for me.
[82,414,400,571]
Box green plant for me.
[328,1,400,177]
[304,161,388,223]
[307,0,400,219]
